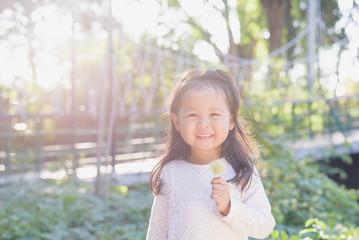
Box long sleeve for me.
[220,169,276,239]
[146,170,169,240]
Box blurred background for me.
[0,0,359,239]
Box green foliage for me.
[1,155,358,239]
[236,1,264,45]
[242,96,359,236]
[0,180,153,240]
[270,218,359,240]
[242,93,359,142]
[262,147,359,234]
[250,101,359,235]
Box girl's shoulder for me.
[161,159,184,174]
[159,159,184,189]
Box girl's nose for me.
[197,118,210,128]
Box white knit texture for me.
[146,158,275,240]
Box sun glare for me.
[111,0,161,37]
[0,0,358,97]
[0,3,72,91]
[14,122,27,131]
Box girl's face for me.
[171,86,234,163]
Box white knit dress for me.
[146,158,275,240]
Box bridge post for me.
[292,102,296,139]
[308,101,314,138]
[2,118,11,171]
[306,0,318,97]
[34,117,44,172]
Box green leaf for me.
[305,218,317,228]
[271,230,280,239]
[280,231,288,240]
[314,220,326,230]
[298,227,317,236]
[290,235,299,240]
[344,141,350,149]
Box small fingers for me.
[210,192,224,201]
[211,181,230,195]
[212,183,229,191]
[210,177,227,185]
[211,189,229,202]
[211,189,224,196]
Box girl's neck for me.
[187,151,220,165]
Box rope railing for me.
[253,94,359,140]
[1,94,358,175]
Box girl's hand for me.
[210,177,231,216]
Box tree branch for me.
[186,15,225,60]
[223,0,236,53]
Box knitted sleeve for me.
[220,168,276,239]
[146,168,169,240]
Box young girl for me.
[146,69,275,240]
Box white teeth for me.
[197,134,211,137]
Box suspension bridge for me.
[0,14,358,185]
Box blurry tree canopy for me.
[157,0,352,62]
[0,0,358,113]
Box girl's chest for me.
[169,167,213,202]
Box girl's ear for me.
[229,116,235,130]
[170,112,180,131]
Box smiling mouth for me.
[197,134,212,138]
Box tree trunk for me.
[26,18,37,83]
[94,63,107,197]
[283,0,296,59]
[105,8,117,176]
[261,0,284,53]
[95,0,113,197]
[71,11,78,177]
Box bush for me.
[1,138,359,239]
[270,218,359,240]
[241,94,359,235]
[0,161,358,239]
[0,179,153,240]
[259,140,359,235]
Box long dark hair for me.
[149,69,259,194]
